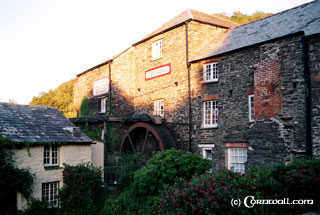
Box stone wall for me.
[309,34,320,159]
[73,47,136,117]
[190,34,308,170]
[73,20,227,152]
[10,144,92,210]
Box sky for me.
[0,0,314,104]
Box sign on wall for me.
[145,64,171,80]
[93,77,109,96]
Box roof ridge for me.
[186,8,193,19]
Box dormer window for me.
[203,62,218,82]
[152,39,163,60]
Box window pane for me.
[52,146,58,165]
[44,146,50,165]
[228,148,247,174]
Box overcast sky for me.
[0,0,313,104]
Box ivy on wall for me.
[0,138,33,214]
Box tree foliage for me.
[29,79,77,118]
[214,11,273,25]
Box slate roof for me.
[192,0,320,61]
[0,102,92,144]
[134,8,238,45]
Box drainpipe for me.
[185,21,192,152]
[108,61,112,116]
[302,36,312,158]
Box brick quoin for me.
[254,60,281,119]
[311,73,320,82]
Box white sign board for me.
[93,77,109,96]
[145,64,171,80]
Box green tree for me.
[29,79,77,118]
[214,11,273,25]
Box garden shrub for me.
[17,199,57,215]
[100,149,212,215]
[131,149,212,198]
[160,169,243,215]
[160,158,320,215]
[59,162,104,215]
[269,158,320,214]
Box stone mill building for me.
[72,1,320,175]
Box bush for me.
[17,199,57,215]
[160,169,242,215]
[59,162,103,215]
[100,149,212,215]
[160,158,320,215]
[131,149,212,198]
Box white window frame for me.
[152,39,163,60]
[101,97,107,113]
[43,146,59,167]
[42,181,59,208]
[248,95,254,122]
[203,100,218,128]
[227,148,247,174]
[198,144,215,173]
[203,62,218,82]
[154,99,164,116]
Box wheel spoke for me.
[128,134,136,153]
[141,129,149,153]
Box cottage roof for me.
[133,8,238,46]
[0,102,92,144]
[192,0,320,62]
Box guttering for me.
[108,61,112,115]
[185,20,192,153]
[302,35,312,158]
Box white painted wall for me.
[91,141,104,181]
[8,144,92,210]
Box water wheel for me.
[120,122,175,158]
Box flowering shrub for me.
[60,162,103,215]
[160,169,243,215]
[160,158,320,215]
[270,158,320,214]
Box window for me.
[203,62,218,82]
[101,97,107,113]
[199,144,214,173]
[43,146,59,167]
[42,182,59,207]
[152,39,163,60]
[248,95,254,122]
[154,99,164,116]
[203,101,218,128]
[227,148,247,174]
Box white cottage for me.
[0,102,95,211]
